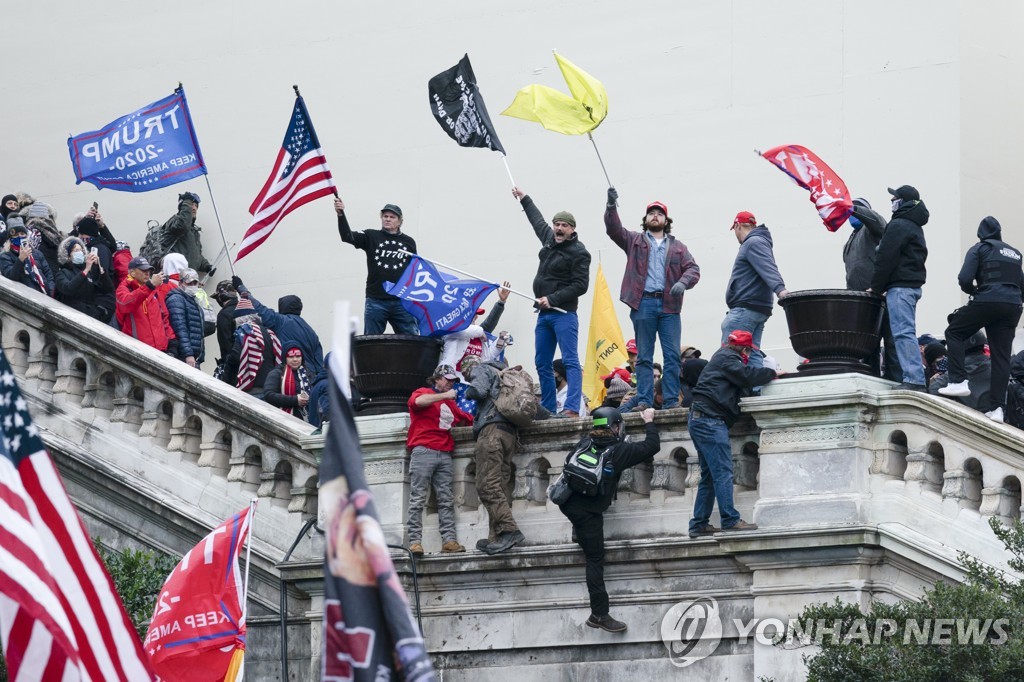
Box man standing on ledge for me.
[604,187,700,411]
[688,330,777,537]
[334,197,418,335]
[723,212,789,369]
[511,187,591,416]
[868,185,929,391]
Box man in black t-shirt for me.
[334,196,419,335]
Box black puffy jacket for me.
[165,288,206,364]
[520,196,591,312]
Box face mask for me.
[71,251,86,265]
[891,198,902,212]
[11,236,24,249]
[181,285,199,296]
[849,215,862,230]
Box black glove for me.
[607,186,618,207]
[206,267,216,278]
[231,275,244,291]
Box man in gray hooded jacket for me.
[938,217,1023,422]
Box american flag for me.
[236,96,336,261]
[0,351,154,680]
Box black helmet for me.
[591,407,623,437]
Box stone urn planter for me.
[778,289,884,376]
[351,335,441,414]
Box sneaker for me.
[586,613,627,633]
[476,538,491,551]
[484,530,526,555]
[722,519,758,532]
[441,541,466,553]
[938,380,971,397]
[985,407,1004,423]
[630,403,652,413]
[409,543,424,556]
[897,383,927,393]
[688,523,721,539]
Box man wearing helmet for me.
[556,406,660,633]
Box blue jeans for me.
[535,310,581,413]
[688,413,740,531]
[886,288,924,385]
[720,307,769,370]
[364,297,420,335]
[629,297,681,408]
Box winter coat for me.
[690,346,777,427]
[870,199,929,291]
[957,217,1024,305]
[165,287,206,364]
[25,215,64,277]
[216,298,238,361]
[116,278,172,351]
[163,199,212,272]
[54,237,114,322]
[725,225,786,316]
[520,196,591,311]
[560,422,660,514]
[1005,351,1024,429]
[248,294,325,374]
[337,212,417,299]
[465,361,513,437]
[604,207,700,313]
[844,203,887,290]
[0,245,55,296]
[263,359,311,414]
[306,355,331,428]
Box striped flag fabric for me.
[0,350,154,680]
[236,95,336,261]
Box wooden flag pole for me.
[587,132,613,187]
[499,153,516,188]
[397,249,567,313]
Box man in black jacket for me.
[334,196,418,335]
[688,331,777,538]
[557,406,660,633]
[868,185,929,390]
[938,217,1023,422]
[213,279,239,372]
[511,186,591,416]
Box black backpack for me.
[138,219,177,269]
[563,438,616,497]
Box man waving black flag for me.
[320,330,436,681]
[428,54,506,154]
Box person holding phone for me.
[54,236,114,322]
[0,216,54,297]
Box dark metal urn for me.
[351,335,441,414]
[779,289,884,376]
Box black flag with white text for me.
[428,54,506,154]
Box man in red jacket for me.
[406,364,474,556]
[116,256,173,353]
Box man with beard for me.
[334,197,419,335]
[512,186,591,416]
[604,188,700,411]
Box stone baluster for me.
[904,447,943,494]
[110,374,143,426]
[980,485,1021,526]
[51,344,86,403]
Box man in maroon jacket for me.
[604,188,700,410]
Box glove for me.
[231,275,245,291]
[607,186,618,207]
[670,282,687,298]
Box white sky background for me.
[5,0,1023,374]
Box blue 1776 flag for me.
[0,350,155,680]
[67,86,206,192]
[321,352,435,681]
[383,256,497,337]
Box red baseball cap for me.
[626,339,637,354]
[733,211,757,227]
[646,201,669,218]
[600,367,632,383]
[475,307,486,316]
[726,330,759,349]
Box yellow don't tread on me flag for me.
[501,52,608,135]
[583,264,628,405]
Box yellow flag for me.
[501,52,608,135]
[583,264,629,406]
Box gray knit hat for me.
[552,211,576,228]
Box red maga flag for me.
[144,504,253,681]
[236,95,335,261]
[760,144,852,232]
[0,350,154,680]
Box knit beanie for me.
[606,376,630,401]
[552,211,576,228]
[75,217,100,237]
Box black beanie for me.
[0,194,16,218]
[76,217,100,237]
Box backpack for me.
[494,367,537,426]
[1007,377,1024,429]
[138,219,176,268]
[562,437,616,497]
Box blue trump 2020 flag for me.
[384,256,497,336]
[67,86,206,192]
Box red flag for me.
[236,95,335,262]
[760,144,852,232]
[144,504,253,681]
[0,350,155,680]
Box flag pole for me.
[587,132,613,187]
[397,249,566,313]
[241,498,257,623]
[203,174,237,278]
[295,84,339,198]
[498,153,516,188]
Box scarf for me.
[16,245,49,296]
[280,364,311,417]
[236,324,282,391]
